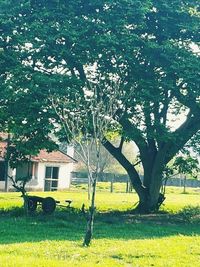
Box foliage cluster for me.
[0,0,199,212]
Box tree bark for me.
[133,172,164,213]
[103,138,166,213]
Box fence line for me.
[71,172,200,188]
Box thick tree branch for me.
[103,138,146,199]
[119,116,147,151]
[143,104,157,153]
[159,90,171,126]
[165,114,200,163]
[118,136,124,152]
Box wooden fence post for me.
[129,182,133,193]
[110,179,113,193]
[126,181,129,193]
[110,174,116,193]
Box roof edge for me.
[58,149,78,163]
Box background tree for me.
[172,155,199,193]
[0,0,199,213]
[74,140,139,178]
[74,143,116,181]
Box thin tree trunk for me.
[4,134,11,192]
[4,160,9,192]
[83,177,97,246]
[87,173,91,200]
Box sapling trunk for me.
[9,175,29,214]
[83,176,97,246]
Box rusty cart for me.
[27,196,72,214]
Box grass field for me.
[0,183,199,267]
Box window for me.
[44,166,59,191]
[16,162,33,181]
[32,163,38,180]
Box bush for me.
[179,205,200,223]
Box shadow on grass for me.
[0,207,199,245]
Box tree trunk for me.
[133,181,164,213]
[103,139,166,213]
[83,177,97,246]
[134,148,167,213]
[4,134,11,192]
[130,166,165,213]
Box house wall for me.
[26,162,74,191]
[0,162,74,191]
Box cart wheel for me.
[27,198,37,212]
[42,197,56,214]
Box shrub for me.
[179,205,200,223]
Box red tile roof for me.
[31,150,76,163]
[0,141,76,163]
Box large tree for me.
[0,0,199,212]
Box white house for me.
[0,137,76,191]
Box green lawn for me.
[0,184,199,267]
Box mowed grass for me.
[0,183,199,267]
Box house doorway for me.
[0,162,6,181]
[44,166,59,191]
